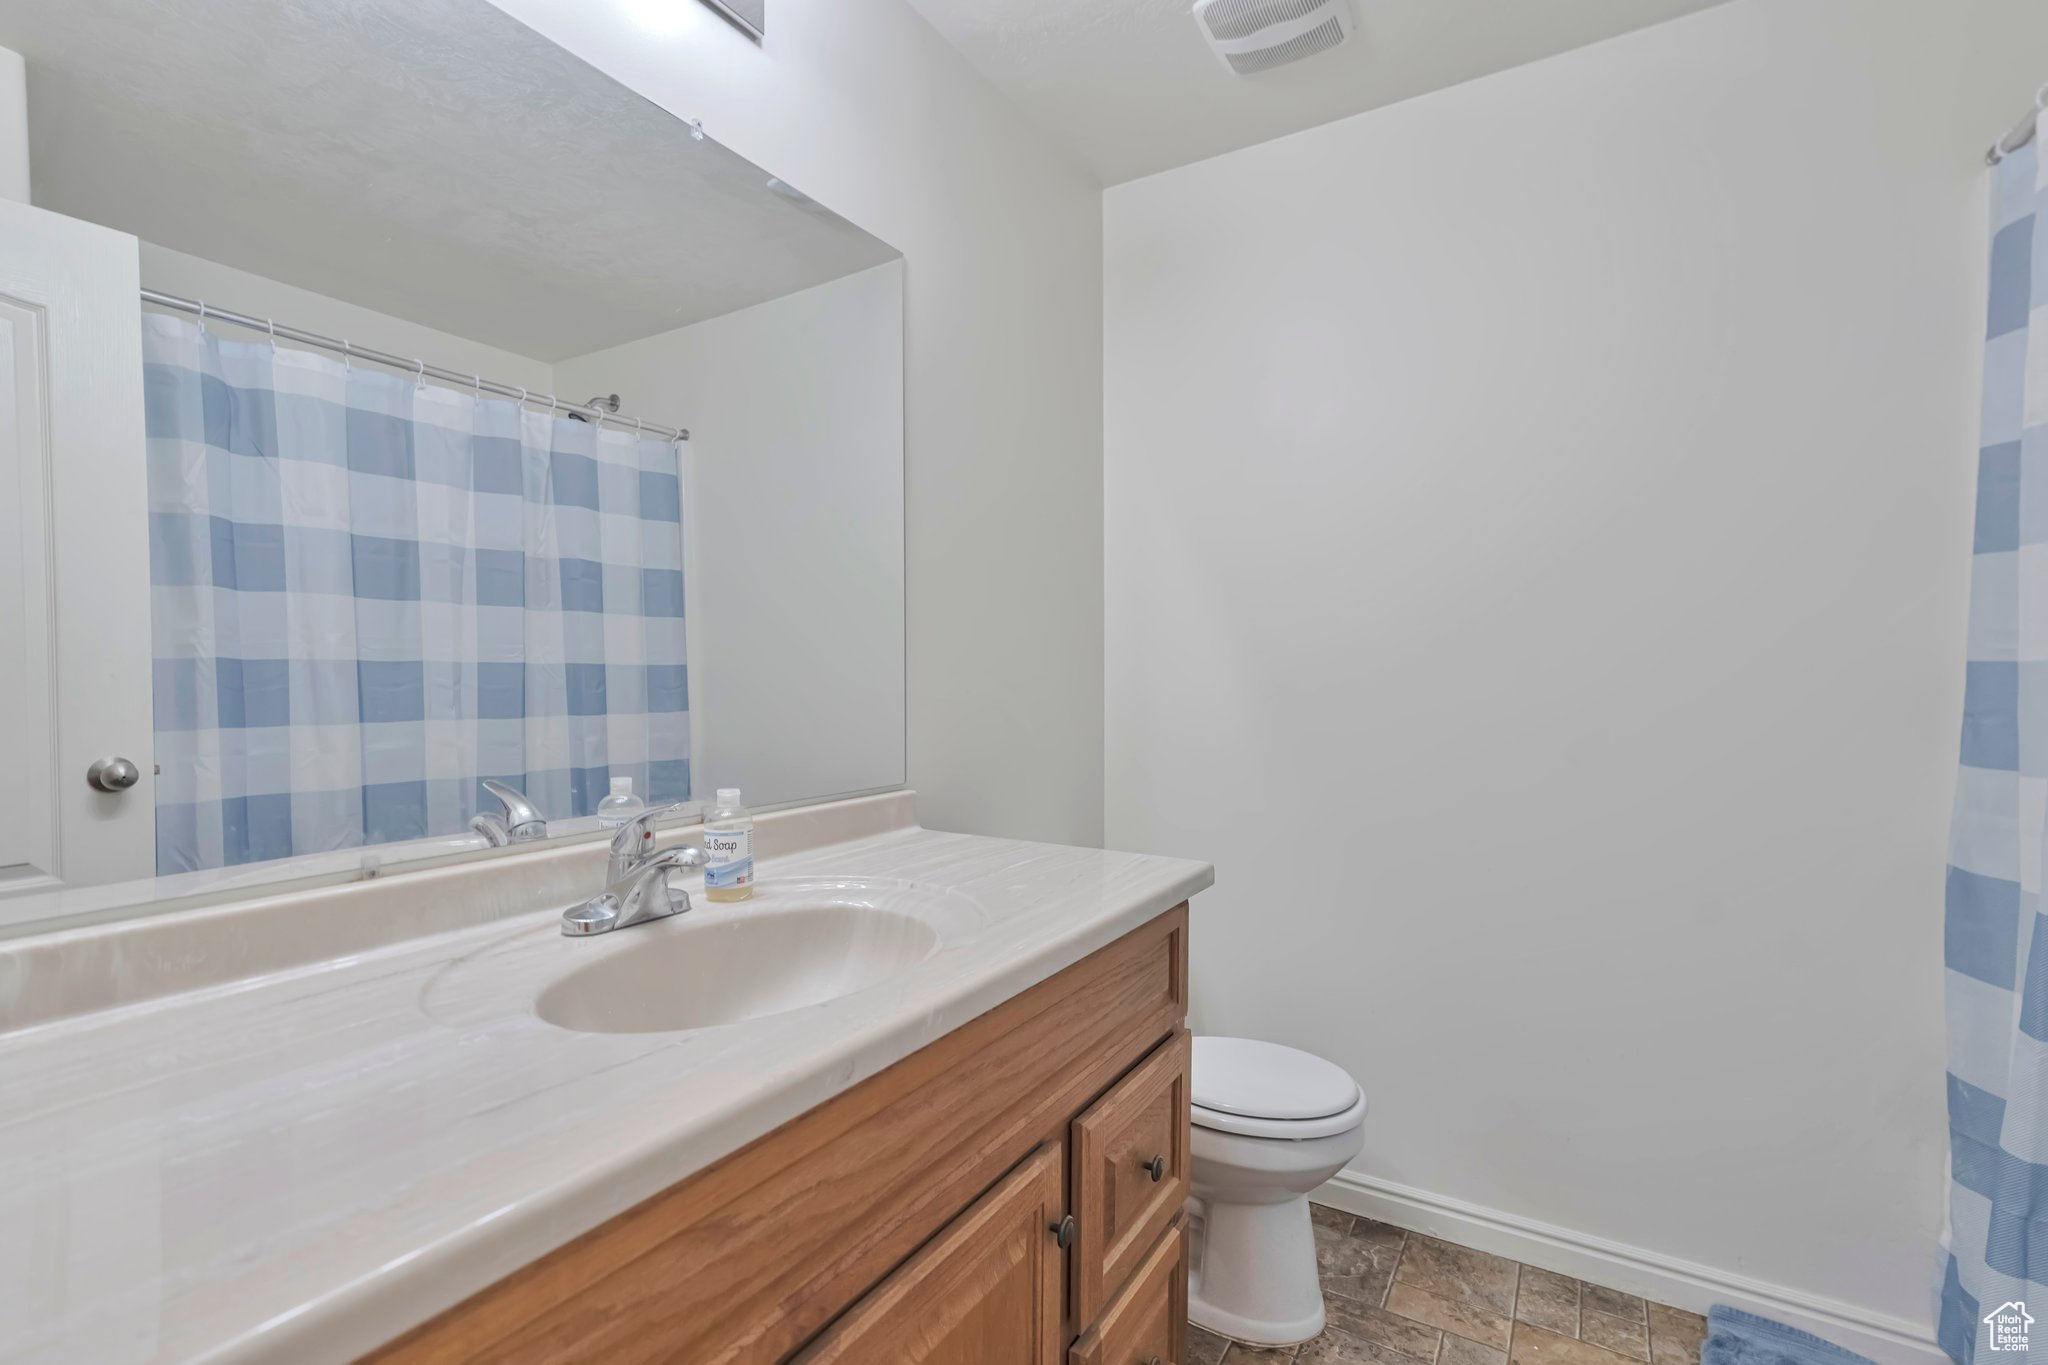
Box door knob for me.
[87,756,141,793]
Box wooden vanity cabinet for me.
[368,903,1191,1365]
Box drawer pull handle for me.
[1052,1214,1077,1248]
[1145,1154,1166,1182]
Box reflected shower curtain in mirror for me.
[142,314,690,874]
[1942,112,2048,1362]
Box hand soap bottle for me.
[596,775,646,829]
[703,788,755,902]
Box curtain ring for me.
[472,374,483,401]
[266,317,279,355]
[413,358,427,389]
[193,299,207,335]
[341,340,353,370]
[515,386,528,408]
[633,417,645,439]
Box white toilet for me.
[1186,1036,1368,1347]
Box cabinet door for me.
[1069,1218,1187,1365]
[1071,1030,1192,1326]
[797,1143,1065,1365]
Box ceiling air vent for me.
[1192,0,1353,75]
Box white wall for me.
[487,0,1104,846]
[554,262,905,809]
[138,242,555,392]
[1106,0,2048,1341]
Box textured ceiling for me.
[1,0,897,360]
[899,0,1735,184]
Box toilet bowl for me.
[1186,1036,1367,1347]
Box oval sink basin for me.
[533,904,940,1034]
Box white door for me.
[0,197,154,891]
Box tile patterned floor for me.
[1186,1204,1711,1365]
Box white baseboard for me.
[1314,1170,1943,1365]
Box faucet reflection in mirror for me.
[142,314,692,874]
[470,779,550,846]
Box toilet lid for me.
[1190,1090,1367,1141]
[1192,1036,1361,1122]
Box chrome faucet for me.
[472,779,548,846]
[561,805,709,936]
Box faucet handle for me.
[608,802,689,867]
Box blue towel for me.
[1700,1307,1876,1365]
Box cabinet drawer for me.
[1069,1218,1186,1365]
[796,1143,1065,1365]
[1070,1028,1192,1326]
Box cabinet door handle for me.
[1145,1154,1166,1183]
[1051,1214,1076,1248]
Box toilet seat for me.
[1190,1037,1367,1141]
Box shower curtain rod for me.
[139,289,689,442]
[1987,85,2048,166]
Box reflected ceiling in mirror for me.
[3,0,880,359]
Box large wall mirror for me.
[0,0,905,933]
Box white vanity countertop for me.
[0,819,1212,1364]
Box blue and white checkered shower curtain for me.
[1942,110,2048,1362]
[143,313,691,874]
